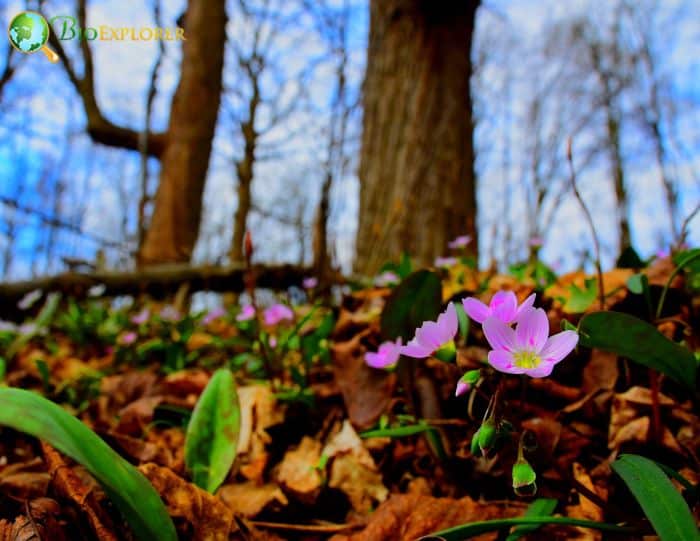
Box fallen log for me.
[0,263,334,308]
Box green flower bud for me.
[470,428,481,456]
[478,419,497,456]
[512,460,537,496]
[434,340,456,362]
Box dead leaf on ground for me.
[566,463,606,541]
[218,482,288,518]
[329,493,526,541]
[41,443,119,541]
[331,330,396,429]
[139,462,233,541]
[0,457,50,500]
[323,420,388,513]
[275,436,322,505]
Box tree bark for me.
[139,0,227,264]
[354,0,480,275]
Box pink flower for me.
[303,277,318,289]
[374,271,400,287]
[463,291,535,325]
[434,256,458,268]
[365,338,403,369]
[18,289,42,310]
[656,248,670,259]
[202,306,226,325]
[160,306,181,322]
[483,308,578,378]
[455,369,480,396]
[269,336,278,348]
[528,236,544,248]
[131,308,150,325]
[401,303,458,359]
[448,235,471,249]
[236,305,256,322]
[264,304,294,325]
[119,331,138,346]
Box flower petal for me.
[488,350,525,374]
[438,303,458,341]
[539,330,579,363]
[525,361,556,378]
[515,293,536,320]
[515,308,549,351]
[463,298,491,323]
[483,317,517,352]
[491,291,518,323]
[415,321,443,351]
[401,339,431,358]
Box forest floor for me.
[0,254,698,541]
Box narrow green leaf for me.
[380,270,442,341]
[360,423,434,438]
[185,369,240,493]
[506,498,558,541]
[611,454,700,541]
[578,311,696,387]
[0,388,176,541]
[425,516,634,540]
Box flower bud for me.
[477,419,497,456]
[512,459,537,496]
[470,428,481,456]
[455,369,480,396]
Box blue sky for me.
[0,0,698,281]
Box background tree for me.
[354,0,480,275]
[48,0,226,266]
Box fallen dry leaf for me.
[218,481,288,518]
[329,493,526,541]
[331,330,396,429]
[275,436,322,505]
[139,462,233,541]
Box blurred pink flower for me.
[303,277,318,289]
[264,304,294,325]
[374,271,400,287]
[18,289,42,310]
[434,256,458,268]
[401,303,458,358]
[365,338,403,369]
[160,306,181,322]
[448,235,471,249]
[483,308,578,378]
[236,305,256,322]
[131,308,150,325]
[269,336,278,348]
[528,236,544,248]
[202,306,226,325]
[119,331,138,346]
[463,291,535,325]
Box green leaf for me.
[380,270,442,341]
[426,516,634,540]
[578,311,696,387]
[185,369,241,493]
[0,388,176,541]
[7,293,61,359]
[506,498,558,541]
[611,454,700,541]
[563,278,597,313]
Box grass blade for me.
[425,516,634,540]
[505,498,558,541]
[611,454,700,541]
[0,388,176,541]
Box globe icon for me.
[7,11,58,62]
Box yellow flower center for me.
[513,350,541,369]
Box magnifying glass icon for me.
[8,11,59,63]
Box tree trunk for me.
[139,0,226,265]
[354,0,480,275]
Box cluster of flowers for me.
[365,290,579,390]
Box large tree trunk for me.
[139,0,226,265]
[354,0,480,275]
